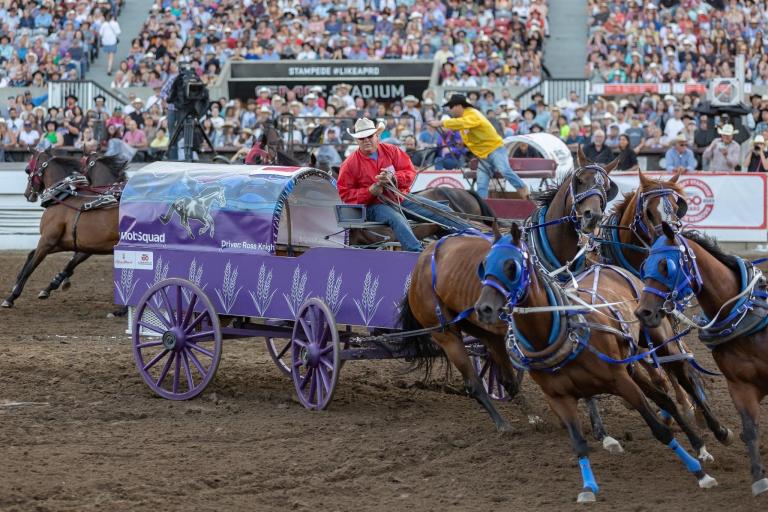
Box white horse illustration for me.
[159,186,226,239]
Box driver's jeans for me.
[365,198,473,252]
[476,146,527,198]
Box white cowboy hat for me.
[754,135,765,144]
[347,117,385,139]
[402,95,419,103]
[717,124,738,136]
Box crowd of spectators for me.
[0,1,123,86]
[586,0,768,85]
[116,0,547,88]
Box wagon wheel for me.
[291,298,341,410]
[471,354,523,401]
[266,337,292,375]
[132,278,222,400]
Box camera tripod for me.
[166,109,221,162]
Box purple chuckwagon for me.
[114,163,509,409]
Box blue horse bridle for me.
[640,234,702,311]
[478,236,532,307]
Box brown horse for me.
[37,152,127,300]
[2,152,120,308]
[600,172,733,444]
[636,222,768,497]
[475,224,717,503]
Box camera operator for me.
[163,63,210,160]
[159,63,180,159]
[743,135,768,172]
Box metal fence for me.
[48,81,127,113]
[515,79,591,108]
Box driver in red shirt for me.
[337,118,472,251]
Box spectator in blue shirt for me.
[665,134,697,173]
[34,5,53,29]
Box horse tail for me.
[396,295,447,381]
[467,189,496,225]
[159,202,175,224]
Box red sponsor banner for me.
[590,83,706,96]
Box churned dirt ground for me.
[1,251,767,512]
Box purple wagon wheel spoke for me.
[293,339,307,349]
[181,294,199,329]
[159,287,176,326]
[274,341,290,359]
[300,367,314,390]
[318,364,332,392]
[137,321,165,336]
[142,348,170,372]
[185,347,208,378]
[146,302,172,329]
[320,357,335,371]
[181,350,195,390]
[186,330,215,342]
[319,345,334,356]
[298,318,313,343]
[293,359,304,369]
[136,340,164,350]
[172,353,181,393]
[185,310,210,334]
[155,351,176,386]
[188,342,215,359]
[175,285,183,325]
[314,371,323,405]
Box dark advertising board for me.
[227,60,434,102]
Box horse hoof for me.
[38,290,49,299]
[1,299,12,308]
[577,491,596,503]
[698,474,718,489]
[752,478,768,496]
[720,428,735,446]
[496,423,516,436]
[698,446,714,463]
[602,436,624,454]
[61,279,71,291]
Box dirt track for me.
[1,251,766,511]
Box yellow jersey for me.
[441,107,503,159]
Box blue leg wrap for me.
[669,439,702,473]
[659,409,672,422]
[578,456,599,494]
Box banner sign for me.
[228,60,434,101]
[609,172,768,242]
[589,83,706,96]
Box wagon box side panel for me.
[114,247,419,329]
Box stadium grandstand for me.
[0,0,766,173]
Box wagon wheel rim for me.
[291,298,340,410]
[266,337,292,376]
[132,277,222,400]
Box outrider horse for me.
[636,222,768,497]
[396,161,616,432]
[37,152,127,300]
[476,224,718,503]
[2,151,120,308]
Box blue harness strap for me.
[430,230,490,329]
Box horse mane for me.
[681,230,740,272]
[95,154,129,181]
[535,172,571,208]
[50,155,84,176]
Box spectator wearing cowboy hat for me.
[703,124,740,172]
[430,94,530,199]
[337,117,472,252]
[664,134,696,173]
[743,135,768,173]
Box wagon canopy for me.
[119,163,344,254]
[503,132,574,177]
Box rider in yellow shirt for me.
[430,94,530,199]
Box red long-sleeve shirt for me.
[337,143,416,205]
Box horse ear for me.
[603,156,619,174]
[492,220,501,242]
[661,221,676,240]
[638,168,652,187]
[509,222,522,245]
[576,145,587,168]
[669,169,683,184]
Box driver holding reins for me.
[337,117,472,252]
